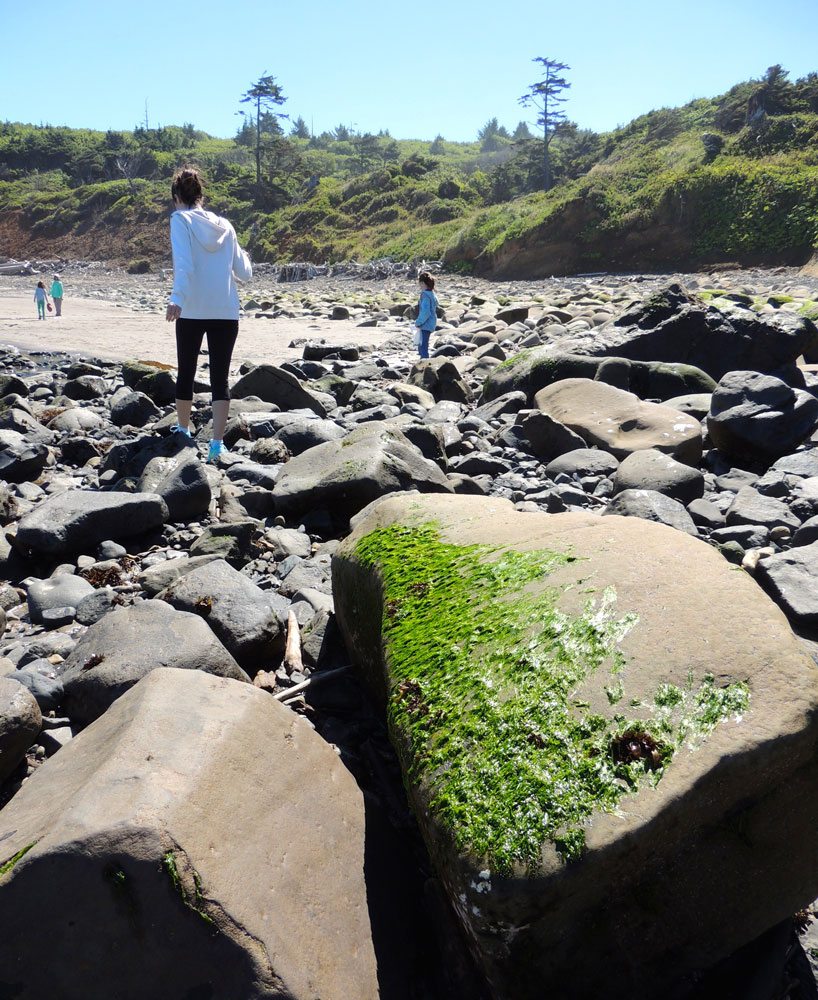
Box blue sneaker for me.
[207,439,228,463]
[170,424,192,438]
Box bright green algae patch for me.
[354,522,750,873]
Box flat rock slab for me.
[332,493,818,999]
[534,378,702,464]
[0,668,377,999]
[60,600,248,724]
[17,490,169,556]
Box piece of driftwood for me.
[274,665,351,703]
[283,610,303,673]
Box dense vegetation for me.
[1,65,817,276]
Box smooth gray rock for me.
[709,372,818,462]
[17,491,169,555]
[603,488,699,536]
[546,448,619,480]
[612,449,704,505]
[138,554,222,597]
[273,417,347,455]
[111,391,161,428]
[521,411,587,461]
[756,543,818,626]
[231,364,331,416]
[687,498,727,530]
[75,587,119,626]
[9,660,63,713]
[158,560,283,670]
[60,600,248,724]
[138,454,211,522]
[264,528,312,560]
[273,421,453,527]
[26,576,95,626]
[726,487,800,532]
[0,430,48,484]
[0,675,41,783]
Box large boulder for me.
[0,668,377,999]
[17,491,168,556]
[0,430,47,484]
[534,283,818,381]
[612,449,705,504]
[273,421,453,527]
[534,378,702,464]
[138,453,212,522]
[231,364,332,416]
[273,416,347,455]
[158,560,283,670]
[60,600,248,724]
[603,487,699,536]
[333,493,818,999]
[25,575,95,625]
[708,371,818,463]
[0,676,41,783]
[756,542,818,627]
[480,349,716,404]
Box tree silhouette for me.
[519,57,571,191]
[239,74,288,184]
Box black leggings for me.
[175,318,239,402]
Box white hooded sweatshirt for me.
[169,207,252,320]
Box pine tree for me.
[239,74,288,184]
[519,58,571,191]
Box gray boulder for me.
[551,283,818,381]
[0,676,41,783]
[274,417,347,455]
[726,487,800,532]
[545,448,619,479]
[26,575,95,625]
[0,430,47,484]
[756,543,818,627]
[17,490,169,556]
[231,364,331,416]
[111,391,160,428]
[481,349,716,404]
[0,668,377,1000]
[604,488,699,536]
[138,554,222,596]
[708,371,818,462]
[158,560,283,670]
[612,449,704,505]
[521,411,587,461]
[60,600,248,724]
[138,454,211,522]
[273,421,453,527]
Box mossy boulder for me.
[332,493,818,999]
[481,350,715,405]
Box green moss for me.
[355,522,750,874]
[0,842,35,877]
[162,850,216,929]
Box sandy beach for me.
[0,291,401,368]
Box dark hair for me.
[37,281,45,288]
[419,271,435,290]
[171,166,204,206]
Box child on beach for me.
[414,271,439,359]
[50,274,63,316]
[34,281,50,320]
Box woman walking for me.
[165,166,252,462]
[50,274,64,316]
[414,271,439,360]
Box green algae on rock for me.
[354,522,749,873]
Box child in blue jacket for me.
[414,271,438,359]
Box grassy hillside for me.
[1,67,817,276]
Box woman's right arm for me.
[231,229,253,283]
[168,213,193,309]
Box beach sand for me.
[0,293,401,368]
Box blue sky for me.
[1,0,816,141]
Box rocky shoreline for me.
[2,266,818,997]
